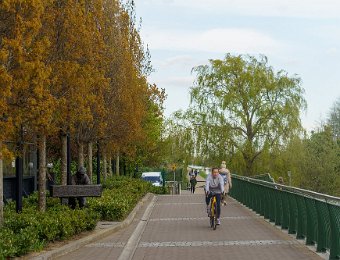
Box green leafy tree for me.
[328,97,340,139]
[186,54,306,175]
[301,126,340,196]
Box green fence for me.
[230,175,340,260]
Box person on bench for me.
[69,166,90,209]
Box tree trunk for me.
[61,135,67,185]
[38,135,46,212]
[78,142,84,168]
[109,156,113,176]
[0,141,4,226]
[88,142,93,183]
[244,158,253,176]
[116,153,120,176]
[103,153,107,181]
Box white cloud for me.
[326,47,339,55]
[152,76,195,88]
[140,0,340,18]
[142,28,282,54]
[161,56,196,68]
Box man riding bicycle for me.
[205,167,224,225]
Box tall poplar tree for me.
[1,0,55,211]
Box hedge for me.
[0,176,167,258]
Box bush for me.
[1,204,99,258]
[0,175,164,258]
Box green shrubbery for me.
[0,176,168,258]
[89,176,168,221]
[0,201,98,257]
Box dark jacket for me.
[190,176,197,186]
[72,173,90,185]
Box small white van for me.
[141,172,163,187]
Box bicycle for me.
[208,192,218,230]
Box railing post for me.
[315,200,331,252]
[288,192,298,234]
[305,197,318,246]
[328,203,340,260]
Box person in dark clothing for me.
[194,169,198,177]
[190,175,197,194]
[69,166,90,209]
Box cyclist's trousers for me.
[206,193,221,218]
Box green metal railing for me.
[230,174,340,260]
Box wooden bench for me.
[50,185,103,198]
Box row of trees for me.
[165,54,339,196]
[0,0,165,222]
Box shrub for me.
[0,175,162,258]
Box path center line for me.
[138,240,298,248]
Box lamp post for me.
[66,133,71,185]
[15,126,24,213]
[96,142,100,184]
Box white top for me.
[205,174,224,194]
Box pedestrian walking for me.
[219,161,232,206]
[190,175,197,194]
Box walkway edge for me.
[118,195,156,260]
[27,193,155,260]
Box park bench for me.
[50,184,103,198]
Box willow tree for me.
[189,54,306,175]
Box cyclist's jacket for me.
[205,174,224,194]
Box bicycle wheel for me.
[210,201,215,228]
[213,203,217,230]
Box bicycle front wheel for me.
[210,216,214,228]
[213,216,217,230]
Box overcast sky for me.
[135,0,340,130]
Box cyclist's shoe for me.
[217,218,221,225]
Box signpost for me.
[288,171,292,186]
[172,164,176,195]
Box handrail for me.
[230,174,340,260]
[232,174,340,205]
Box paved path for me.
[58,184,321,260]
